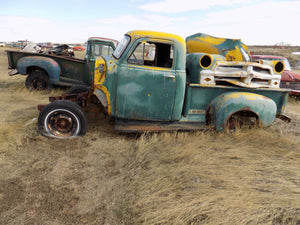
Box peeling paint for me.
[186,33,251,62]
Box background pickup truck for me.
[6,37,118,90]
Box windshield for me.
[113,35,130,59]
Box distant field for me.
[0,46,300,225]
[249,45,300,67]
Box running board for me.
[114,120,207,133]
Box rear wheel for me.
[25,70,52,91]
[38,100,88,138]
[225,111,261,132]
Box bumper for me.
[8,69,19,76]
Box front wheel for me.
[38,100,88,138]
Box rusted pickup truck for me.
[6,37,118,90]
[37,30,290,138]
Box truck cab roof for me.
[125,30,185,45]
[87,37,119,47]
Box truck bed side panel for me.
[182,84,289,122]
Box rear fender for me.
[17,56,61,84]
[207,92,277,132]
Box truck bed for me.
[6,50,91,85]
[6,50,85,69]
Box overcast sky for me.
[1,0,299,45]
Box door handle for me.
[163,74,175,79]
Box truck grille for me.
[200,61,281,88]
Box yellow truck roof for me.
[126,30,185,45]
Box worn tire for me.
[25,70,52,91]
[38,100,88,138]
[66,85,90,94]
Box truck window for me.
[93,44,102,56]
[128,41,173,68]
[92,44,114,57]
[101,45,114,57]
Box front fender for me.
[93,56,112,115]
[208,92,277,132]
[17,56,61,84]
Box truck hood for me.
[186,33,251,62]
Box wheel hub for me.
[54,115,73,132]
[33,78,46,90]
[48,113,78,137]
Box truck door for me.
[115,40,176,121]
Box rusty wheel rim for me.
[32,77,48,90]
[44,109,80,138]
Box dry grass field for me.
[0,46,300,225]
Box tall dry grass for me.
[0,47,300,225]
[128,128,300,224]
[0,75,65,152]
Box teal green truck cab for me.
[6,37,118,90]
[37,30,290,138]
